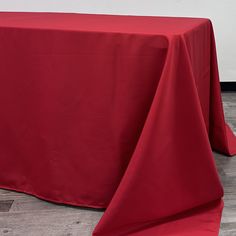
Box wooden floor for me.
[0,92,235,236]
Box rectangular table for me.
[0,12,235,236]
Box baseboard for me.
[220,82,236,92]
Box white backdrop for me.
[0,0,235,82]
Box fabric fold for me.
[208,22,236,156]
[93,35,224,236]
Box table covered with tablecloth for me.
[0,12,235,236]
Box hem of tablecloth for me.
[0,185,107,210]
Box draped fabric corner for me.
[93,25,232,236]
[0,12,235,236]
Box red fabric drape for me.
[0,12,235,236]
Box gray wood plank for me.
[0,200,13,213]
[0,210,102,236]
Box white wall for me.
[0,0,235,81]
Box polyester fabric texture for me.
[0,12,235,236]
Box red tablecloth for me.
[0,12,235,236]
